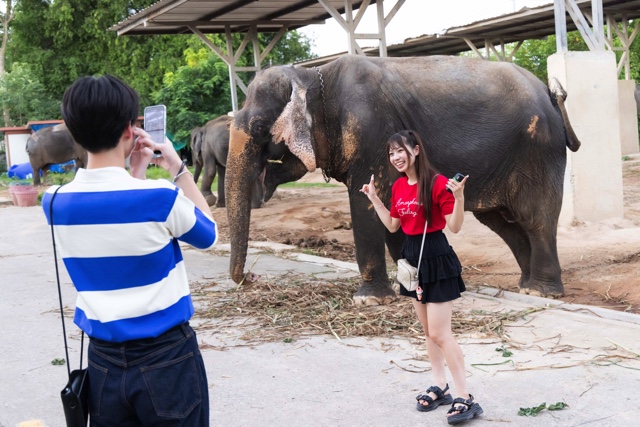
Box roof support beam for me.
[317,0,404,58]
[605,14,640,79]
[555,0,606,52]
[462,37,522,62]
[189,23,288,112]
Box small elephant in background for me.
[26,123,87,185]
[190,115,264,208]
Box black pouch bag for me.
[61,368,90,426]
[50,186,90,426]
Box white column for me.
[619,80,639,155]
[548,51,624,224]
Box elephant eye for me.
[251,121,270,136]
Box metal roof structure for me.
[383,0,640,57]
[297,0,640,67]
[111,0,639,110]
[112,0,407,111]
[111,0,378,36]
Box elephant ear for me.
[271,80,316,172]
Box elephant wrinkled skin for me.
[191,115,264,208]
[226,55,581,304]
[26,124,87,185]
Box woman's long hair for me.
[387,130,439,222]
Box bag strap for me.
[49,186,85,379]
[415,173,440,273]
[415,219,428,272]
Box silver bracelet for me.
[172,162,188,183]
[173,169,191,183]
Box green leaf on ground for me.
[548,402,568,411]
[518,401,568,416]
[495,345,513,357]
[518,402,547,416]
[51,358,66,366]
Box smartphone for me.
[446,172,465,193]
[144,105,166,156]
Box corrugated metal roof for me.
[111,0,640,67]
[111,0,379,36]
[388,0,640,57]
[296,0,640,66]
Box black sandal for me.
[415,383,453,412]
[446,394,483,425]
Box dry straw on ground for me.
[194,273,544,345]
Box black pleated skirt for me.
[399,230,466,303]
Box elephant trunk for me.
[226,125,255,283]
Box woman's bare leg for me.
[425,301,471,415]
[412,300,450,407]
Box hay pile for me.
[194,273,541,345]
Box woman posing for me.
[360,130,482,425]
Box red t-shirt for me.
[389,175,455,235]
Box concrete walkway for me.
[1,205,639,427]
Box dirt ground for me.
[212,156,640,314]
[5,156,638,314]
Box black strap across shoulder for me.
[49,186,85,379]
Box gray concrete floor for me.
[1,205,639,426]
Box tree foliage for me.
[0,62,59,125]
[152,48,234,149]
[2,0,315,142]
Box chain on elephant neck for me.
[313,66,332,183]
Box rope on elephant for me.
[192,274,547,347]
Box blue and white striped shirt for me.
[42,167,217,342]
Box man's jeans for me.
[87,323,209,426]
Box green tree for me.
[152,48,234,149]
[513,31,589,83]
[1,0,17,125]
[5,0,314,140]
[7,0,193,110]
[151,31,315,148]
[0,62,59,126]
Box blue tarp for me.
[7,161,74,179]
[29,123,59,133]
[8,163,35,179]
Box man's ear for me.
[123,123,135,141]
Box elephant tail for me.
[549,78,581,152]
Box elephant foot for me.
[353,282,397,306]
[518,278,563,299]
[205,194,217,207]
[216,201,226,208]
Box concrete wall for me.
[619,79,639,155]
[6,133,31,168]
[548,51,624,225]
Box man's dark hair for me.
[61,75,139,153]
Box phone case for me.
[144,105,166,145]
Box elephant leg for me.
[201,159,217,207]
[216,165,226,208]
[350,194,396,306]
[474,210,563,296]
[31,164,41,186]
[523,227,563,297]
[193,162,202,184]
[473,211,531,287]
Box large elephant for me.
[191,115,264,208]
[226,55,581,304]
[26,123,87,185]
